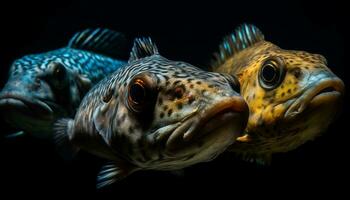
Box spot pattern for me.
[212,24,344,160]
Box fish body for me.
[0,28,128,138]
[211,24,345,163]
[54,38,248,187]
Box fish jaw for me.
[233,77,345,155]
[164,95,249,161]
[0,92,61,137]
[284,77,345,120]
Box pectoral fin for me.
[53,118,80,159]
[97,162,138,189]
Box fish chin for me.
[266,78,345,152]
[0,95,61,137]
[6,112,53,136]
[160,111,246,168]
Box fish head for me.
[212,24,345,155]
[0,50,90,137]
[237,42,345,152]
[95,39,248,169]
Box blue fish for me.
[0,28,128,139]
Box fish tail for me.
[53,118,79,159]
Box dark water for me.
[0,0,348,198]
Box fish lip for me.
[0,93,54,119]
[284,77,344,120]
[165,96,248,153]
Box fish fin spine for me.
[53,118,79,159]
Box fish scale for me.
[54,37,249,188]
[0,28,129,139]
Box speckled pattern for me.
[212,24,345,163]
[55,38,248,187]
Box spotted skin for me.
[55,38,248,186]
[212,24,345,163]
[0,29,127,138]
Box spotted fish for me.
[0,28,128,139]
[211,24,345,164]
[54,38,248,188]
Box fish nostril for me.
[174,86,185,99]
[291,67,303,79]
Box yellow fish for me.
[211,24,345,164]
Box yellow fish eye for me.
[258,57,286,90]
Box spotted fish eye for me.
[259,57,286,90]
[127,73,157,113]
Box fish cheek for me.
[93,98,120,145]
[76,74,93,96]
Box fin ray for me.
[53,118,79,160]
[128,37,159,62]
[212,23,265,68]
[97,162,137,189]
[68,28,129,58]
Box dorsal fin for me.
[128,37,159,62]
[68,28,129,59]
[213,24,265,67]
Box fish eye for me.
[259,57,286,90]
[51,62,66,80]
[127,74,157,113]
[47,61,68,89]
[129,79,147,105]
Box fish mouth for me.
[165,96,248,153]
[0,93,54,120]
[284,77,344,120]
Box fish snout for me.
[0,91,54,119]
[284,77,344,120]
[165,95,249,154]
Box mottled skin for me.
[0,29,126,138]
[212,24,345,163]
[56,38,248,187]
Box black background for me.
[0,0,348,198]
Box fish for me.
[0,28,128,139]
[54,37,249,188]
[211,24,345,164]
